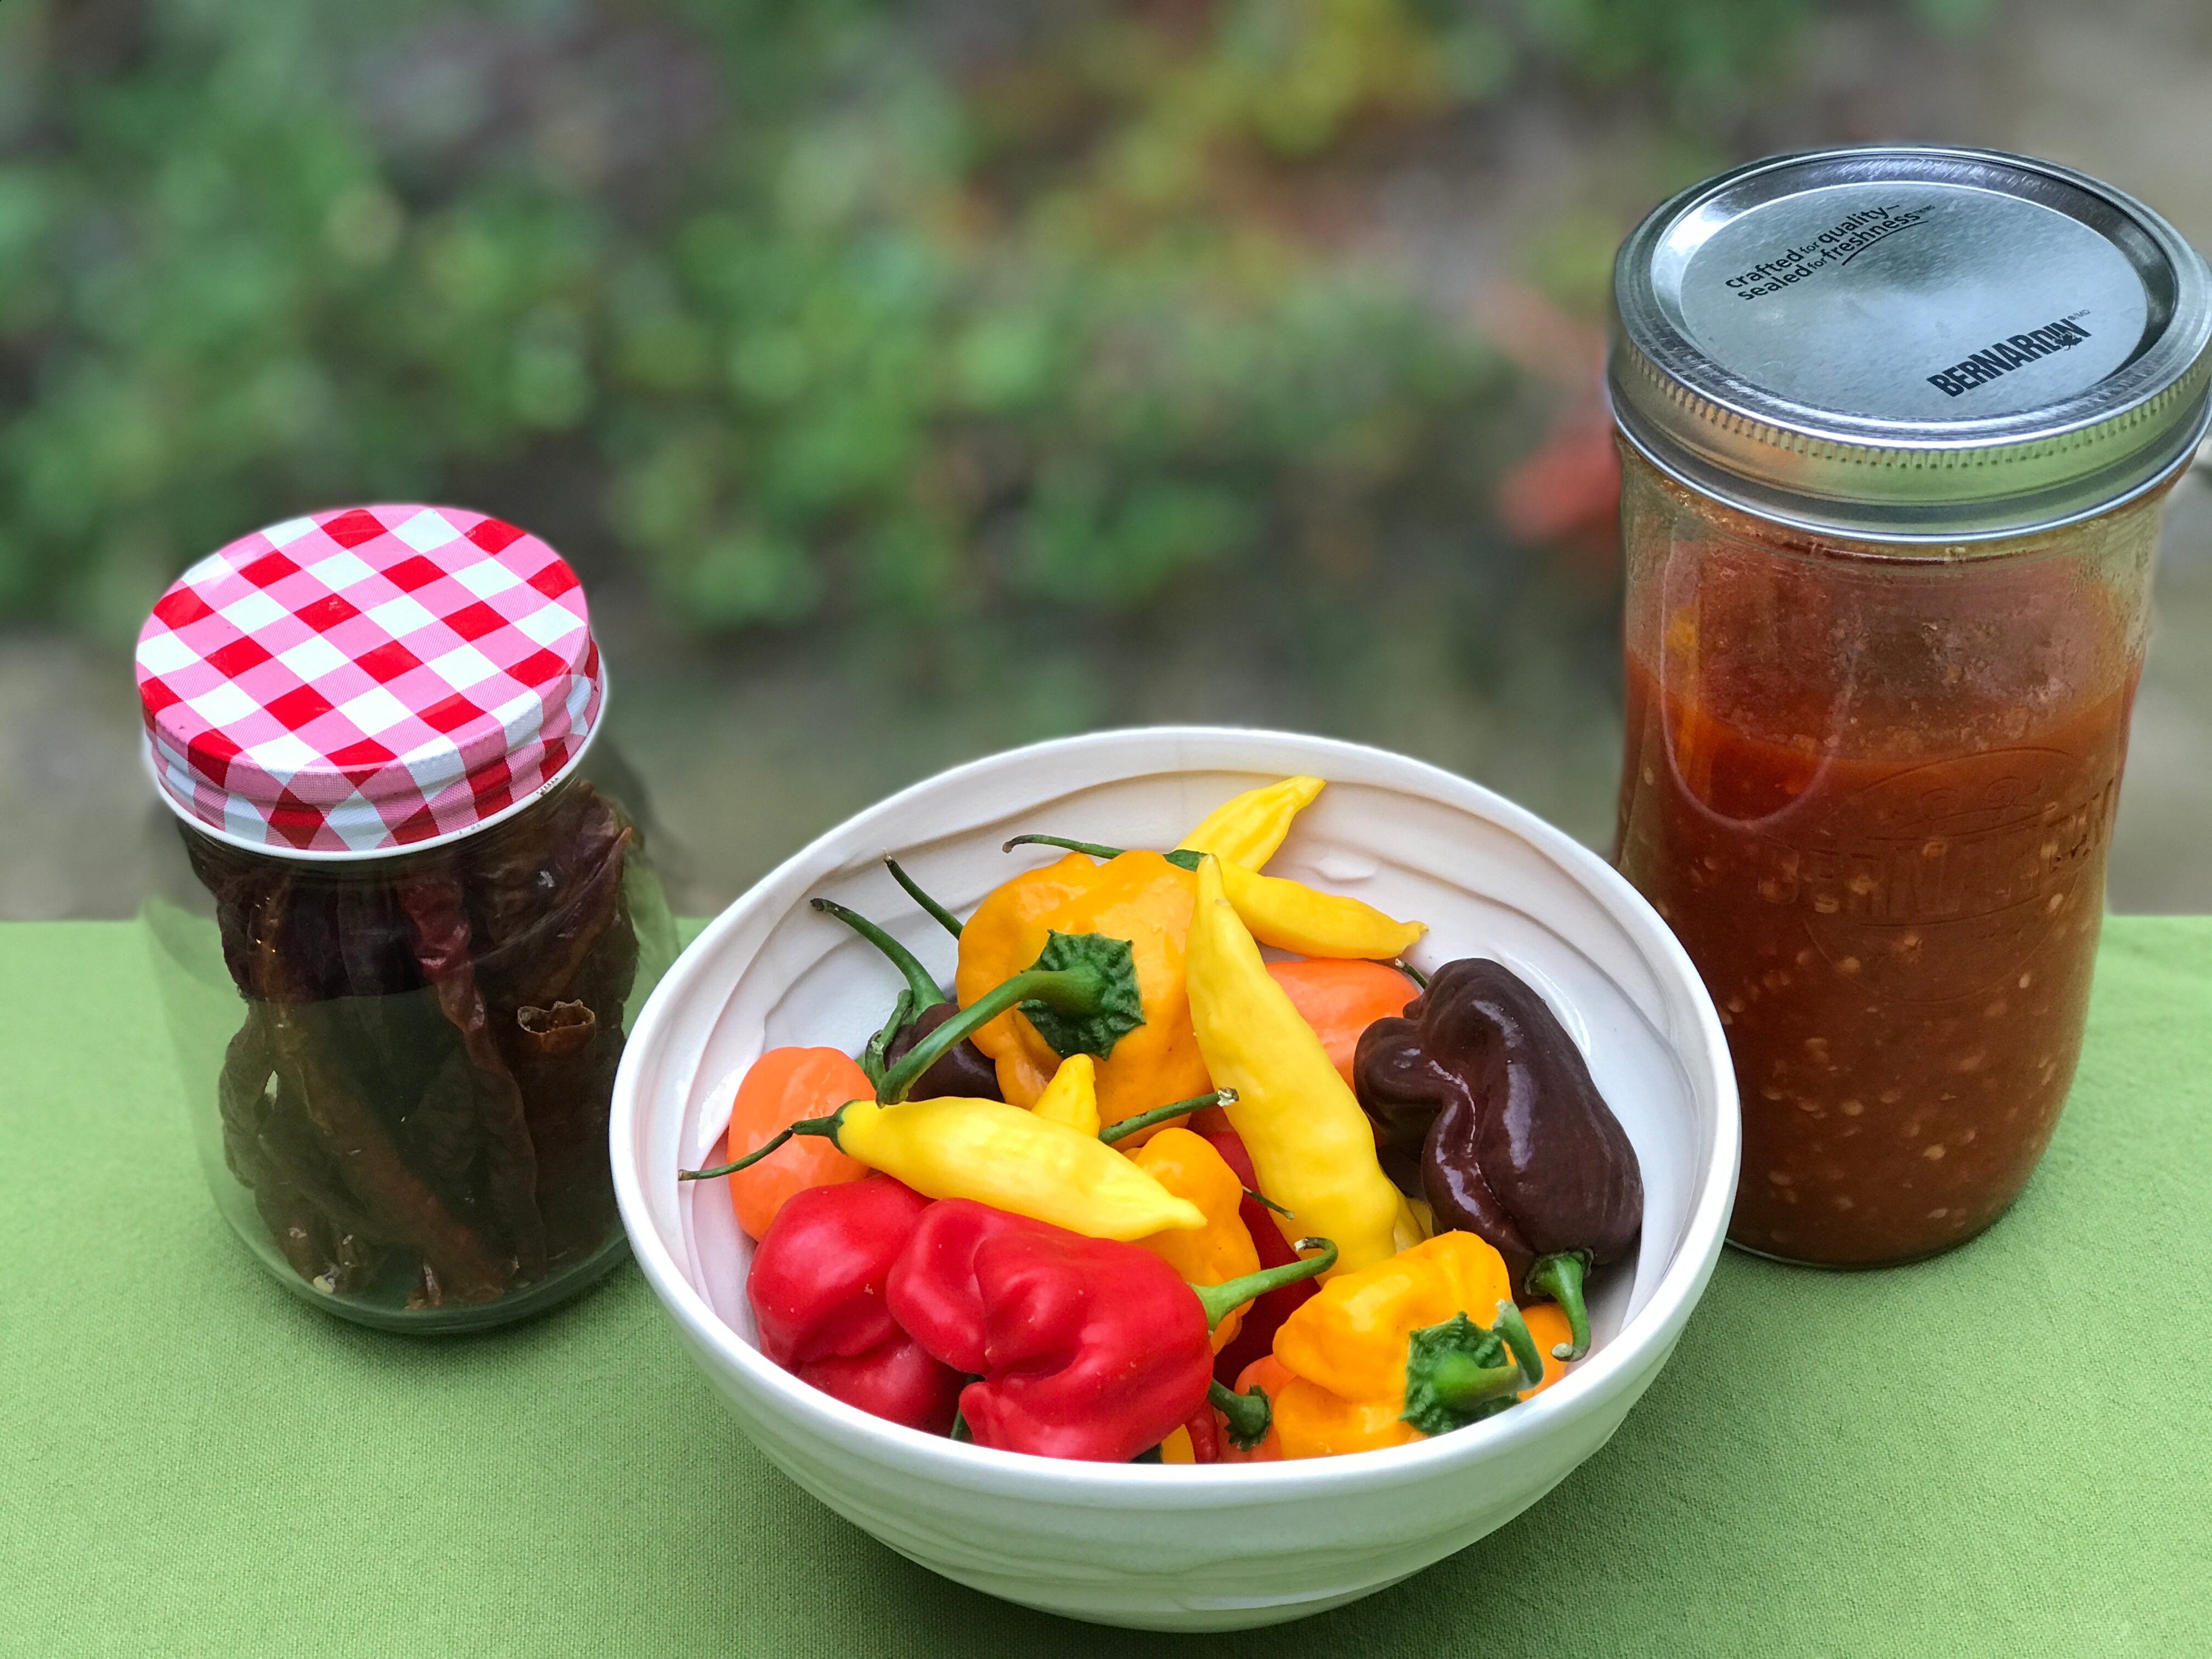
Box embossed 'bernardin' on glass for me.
[1610,146,2211,1266]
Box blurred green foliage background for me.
[0,0,1983,644]
[82,0,2212,923]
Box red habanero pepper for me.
[888,1200,1334,1462]
[883,1198,1058,1374]
[1199,1127,1321,1391]
[748,1175,962,1434]
[1180,1402,1223,1464]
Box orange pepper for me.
[1269,1231,1523,1458]
[954,850,1212,1137]
[1216,1355,1291,1463]
[1519,1302,1575,1400]
[724,1047,870,1240]
[1265,958,1419,1088]
[1127,1127,1263,1351]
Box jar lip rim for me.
[144,671,610,863]
[1613,394,2211,547]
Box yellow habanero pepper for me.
[1127,1127,1263,1351]
[1179,775,1326,869]
[684,1094,1204,1242]
[1270,1232,1548,1459]
[1184,856,1421,1276]
[1214,857,1425,961]
[1029,1053,1101,1136]
[956,850,1212,1132]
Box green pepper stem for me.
[812,898,945,1010]
[1526,1250,1593,1361]
[1242,1188,1294,1219]
[874,963,1104,1104]
[885,858,964,939]
[1003,833,1127,860]
[1491,1299,1545,1388]
[678,1105,850,1181]
[1097,1088,1238,1146]
[1419,1348,1526,1409]
[1189,1236,1338,1331]
[1393,958,1429,991]
[1002,834,1199,872]
[860,989,915,1088]
[1209,1378,1272,1451]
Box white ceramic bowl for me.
[610,727,1738,1632]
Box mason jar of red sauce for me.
[1609,146,2212,1265]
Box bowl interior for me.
[620,729,1736,1455]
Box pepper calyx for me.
[1018,930,1146,1061]
[1526,1249,1594,1360]
[1400,1311,1528,1436]
[1209,1378,1273,1451]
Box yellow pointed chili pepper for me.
[956,850,1211,1132]
[1185,855,1420,1276]
[1030,1053,1101,1136]
[1178,775,1326,869]
[681,1094,1205,1242]
[1214,857,1426,960]
[1127,1126,1263,1351]
[1270,1232,1540,1459]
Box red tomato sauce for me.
[1615,541,2136,1264]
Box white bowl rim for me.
[611,723,1739,1504]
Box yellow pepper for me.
[684,1094,1204,1242]
[1029,1053,1101,1136]
[1127,1127,1263,1350]
[1215,858,1425,960]
[1184,855,1420,1276]
[956,850,1212,1133]
[1270,1232,1531,1459]
[1179,775,1326,868]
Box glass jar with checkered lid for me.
[138,505,676,1330]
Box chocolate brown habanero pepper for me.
[1354,959,1642,1359]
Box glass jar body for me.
[1613,444,2162,1265]
[143,757,676,1330]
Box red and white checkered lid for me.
[136,505,605,855]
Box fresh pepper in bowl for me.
[961,776,1333,1136]
[721,1047,872,1242]
[1028,1053,1101,1136]
[1185,855,1421,1276]
[1265,958,1421,1089]
[1265,1231,1544,1459]
[1124,1127,1263,1351]
[685,934,1216,1239]
[1197,1125,1321,1387]
[955,850,1211,1133]
[747,1173,962,1434]
[885,1199,1336,1462]
[1353,957,1643,1359]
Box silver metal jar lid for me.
[1610,145,2212,543]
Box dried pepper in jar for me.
[139,505,673,1327]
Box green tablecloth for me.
[5,917,2207,1657]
